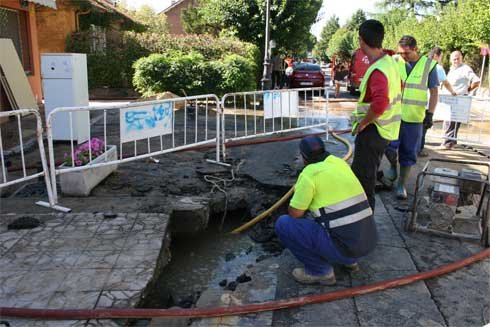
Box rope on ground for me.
[230,131,352,234]
[204,160,245,230]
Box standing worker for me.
[275,136,378,285]
[440,50,480,150]
[383,36,439,199]
[351,19,402,211]
[419,47,457,157]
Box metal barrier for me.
[221,87,329,157]
[428,95,490,147]
[47,95,221,204]
[0,109,57,209]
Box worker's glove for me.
[423,111,433,129]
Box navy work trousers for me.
[275,215,357,276]
[386,121,423,167]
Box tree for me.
[381,0,457,16]
[376,8,415,49]
[345,9,367,32]
[124,4,169,34]
[327,28,357,62]
[181,0,322,55]
[313,15,340,60]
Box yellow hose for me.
[230,132,353,234]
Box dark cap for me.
[299,136,328,163]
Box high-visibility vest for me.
[397,55,437,123]
[352,54,402,141]
[298,156,372,228]
[294,155,377,257]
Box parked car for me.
[289,63,325,88]
[347,48,395,95]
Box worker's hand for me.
[423,111,433,129]
[451,91,457,96]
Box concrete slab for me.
[0,212,170,326]
[355,281,446,327]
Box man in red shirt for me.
[351,20,401,211]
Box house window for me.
[90,24,107,53]
[0,7,33,74]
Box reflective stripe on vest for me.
[398,55,436,123]
[311,193,373,228]
[352,54,402,141]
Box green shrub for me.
[66,30,259,92]
[216,54,257,93]
[133,51,256,97]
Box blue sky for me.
[125,0,379,38]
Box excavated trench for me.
[4,148,290,325]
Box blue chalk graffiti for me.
[125,103,172,132]
[263,91,281,101]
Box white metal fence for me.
[1,89,333,209]
[46,95,221,204]
[221,87,329,157]
[429,95,490,147]
[0,109,55,207]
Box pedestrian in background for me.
[440,50,480,150]
[284,56,294,88]
[383,35,438,199]
[271,53,283,89]
[334,64,348,98]
[350,19,402,211]
[275,136,377,285]
[419,47,457,157]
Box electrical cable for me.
[203,160,244,230]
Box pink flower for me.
[63,137,106,167]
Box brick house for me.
[35,0,138,54]
[0,0,56,110]
[159,0,198,35]
[0,0,136,114]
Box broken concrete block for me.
[170,197,209,236]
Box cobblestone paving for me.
[0,213,169,327]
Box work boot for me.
[292,267,336,286]
[343,262,360,273]
[396,166,411,200]
[386,165,398,182]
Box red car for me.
[289,63,325,89]
[347,48,395,94]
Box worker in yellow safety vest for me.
[275,136,378,285]
[350,19,402,211]
[383,35,439,199]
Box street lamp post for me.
[261,0,272,90]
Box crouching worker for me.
[275,135,378,285]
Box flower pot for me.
[60,145,118,196]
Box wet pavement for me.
[1,212,169,327]
[1,92,490,326]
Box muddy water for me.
[160,212,268,305]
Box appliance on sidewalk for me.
[41,53,89,143]
[407,158,490,247]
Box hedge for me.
[66,31,259,92]
[132,51,257,97]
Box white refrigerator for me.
[41,53,90,143]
